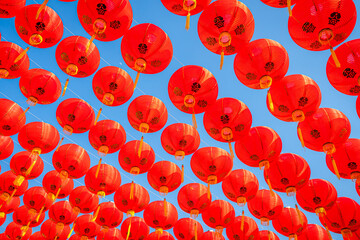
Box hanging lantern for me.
[48,201,78,227]
[69,186,99,214]
[40,219,70,240]
[92,66,134,108]
[259,230,279,240]
[15,4,63,48]
[265,153,311,196]
[235,126,282,169]
[272,207,308,240]
[74,214,101,239]
[0,135,14,160]
[23,187,53,214]
[69,234,95,240]
[222,169,259,206]
[288,0,356,67]
[234,39,289,89]
[147,161,182,196]
[97,228,123,240]
[118,140,155,175]
[56,98,95,135]
[146,231,175,240]
[42,170,74,200]
[177,183,211,219]
[226,215,260,240]
[5,222,32,240]
[190,147,233,198]
[161,123,200,160]
[120,217,150,240]
[197,0,255,69]
[247,189,283,226]
[0,0,26,18]
[12,205,45,228]
[200,231,225,240]
[173,218,204,240]
[121,23,173,88]
[52,144,91,179]
[0,196,20,216]
[201,199,235,236]
[114,182,150,216]
[298,224,332,240]
[29,232,46,240]
[168,65,218,128]
[84,164,121,197]
[88,119,126,156]
[260,0,296,16]
[266,74,322,122]
[0,98,26,136]
[161,0,211,30]
[320,197,360,239]
[0,171,28,202]
[203,98,252,159]
[296,179,337,217]
[0,41,30,79]
[143,201,178,233]
[95,202,123,230]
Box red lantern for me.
[55,35,100,78]
[74,214,101,239]
[69,234,95,240]
[235,126,282,169]
[234,39,289,89]
[0,171,28,200]
[147,161,182,196]
[198,0,255,69]
[203,98,252,158]
[97,228,124,240]
[143,200,178,232]
[114,182,150,216]
[0,135,14,160]
[168,65,218,127]
[92,66,134,107]
[95,202,123,229]
[121,23,173,88]
[85,163,121,197]
[69,186,99,214]
[118,140,155,175]
[272,207,308,240]
[29,232,46,240]
[48,201,78,227]
[15,4,63,48]
[200,231,225,240]
[298,224,331,240]
[23,187,53,213]
[19,68,62,107]
[0,98,26,136]
[5,222,32,240]
[42,170,74,200]
[120,217,150,240]
[226,215,259,240]
[161,123,200,160]
[320,197,360,239]
[264,153,311,196]
[0,196,20,215]
[10,151,44,186]
[40,219,70,240]
[202,199,235,235]
[77,0,132,42]
[247,189,283,226]
[222,169,259,206]
[326,39,360,96]
[259,230,279,240]
[89,119,126,156]
[161,0,211,30]
[267,74,322,122]
[18,121,60,154]
[0,41,30,79]
[173,218,203,240]
[0,0,26,18]
[288,0,356,67]
[260,0,296,9]
[52,144,91,179]
[326,138,360,180]
[56,98,95,135]
[177,183,211,218]
[146,231,175,240]
[12,205,45,228]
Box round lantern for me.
[234,38,289,89]
[222,169,259,206]
[260,0,296,15]
[13,205,45,228]
[56,98,95,135]
[95,201,123,229]
[5,222,32,240]
[97,228,123,240]
[143,200,178,232]
[168,65,218,127]
[29,232,46,240]
[42,170,74,200]
[10,151,44,186]
[0,135,14,160]
[259,230,279,240]
[15,4,63,48]
[0,98,26,136]
[267,74,322,122]
[48,200,78,227]
[92,66,134,107]
[235,126,282,169]
[173,218,204,240]
[201,231,225,240]
[118,140,155,175]
[198,0,255,69]
[226,215,260,240]
[69,186,99,214]
[298,224,331,240]
[0,171,28,201]
[121,23,173,88]
[74,214,101,239]
[120,217,150,240]
[0,41,30,79]
[0,0,26,18]
[202,199,235,235]
[161,123,200,160]
[40,219,70,240]
[77,0,133,41]
[0,196,20,216]
[23,187,52,213]
[146,231,175,240]
[272,207,308,240]
[203,98,252,158]
[69,234,95,240]
[177,183,211,218]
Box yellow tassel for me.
[138,136,144,158]
[181,165,184,183]
[164,198,168,217]
[13,175,25,187]
[294,234,298,240]
[287,0,292,17]
[21,222,31,237]
[25,156,37,176]
[54,187,61,201]
[68,223,75,238]
[297,127,305,148]
[36,0,49,19]
[266,177,274,196]
[133,72,140,90]
[331,156,341,180]
[192,111,197,129]
[220,49,224,70]
[14,46,30,64]
[295,204,303,225]
[86,34,96,54]
[126,216,132,240]
[325,225,333,240]
[56,137,64,152]
[36,206,45,222]
[94,108,102,125]
[268,231,271,240]
[185,12,190,30]
[207,182,211,200]
[130,181,134,200]
[228,142,234,160]
[329,45,341,68]
[54,237,58,240]
[18,107,30,120]
[194,221,198,240]
[92,205,101,222]
[267,92,274,113]
[62,79,69,97]
[95,158,102,178]
[241,210,245,231]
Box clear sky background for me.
[0,0,360,239]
